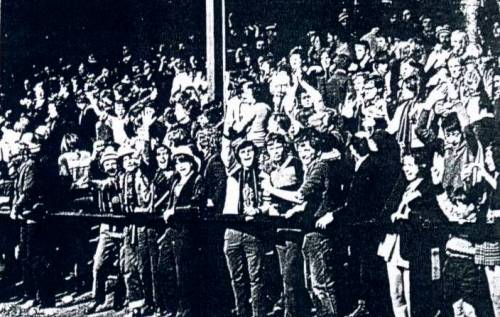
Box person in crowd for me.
[161,145,206,317]
[86,146,125,314]
[335,135,394,316]
[222,139,267,317]
[261,132,306,317]
[379,151,448,317]
[10,133,56,309]
[117,145,154,314]
[1,5,500,317]
[262,128,351,317]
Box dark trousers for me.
[223,229,266,317]
[302,232,345,317]
[121,225,158,306]
[442,256,493,317]
[157,226,199,317]
[276,238,308,317]
[92,226,122,305]
[349,234,392,316]
[19,222,55,306]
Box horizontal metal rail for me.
[0,206,496,232]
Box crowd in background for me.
[0,3,500,317]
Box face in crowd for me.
[320,51,332,71]
[270,71,291,100]
[352,75,365,95]
[402,155,420,182]
[363,79,379,101]
[267,140,285,164]
[174,155,194,178]
[447,58,463,79]
[103,159,118,177]
[289,53,302,73]
[123,154,139,173]
[444,128,463,148]
[296,140,318,167]
[238,144,256,169]
[300,92,313,108]
[437,32,451,47]
[451,31,467,56]
[114,103,126,119]
[354,43,368,62]
[240,82,255,102]
[156,146,170,170]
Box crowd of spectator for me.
[0,4,500,317]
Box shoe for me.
[20,299,36,310]
[267,304,283,317]
[346,300,369,317]
[85,302,106,315]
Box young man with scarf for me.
[117,145,155,315]
[221,139,267,317]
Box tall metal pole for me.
[206,0,226,103]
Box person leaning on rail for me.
[86,146,125,314]
[10,133,56,309]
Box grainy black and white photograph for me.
[0,0,499,316]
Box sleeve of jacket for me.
[205,158,227,213]
[191,174,207,211]
[14,161,37,211]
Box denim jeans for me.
[157,226,198,317]
[223,229,266,317]
[92,229,120,304]
[121,225,159,307]
[302,232,338,317]
[276,239,308,317]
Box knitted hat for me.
[100,147,118,166]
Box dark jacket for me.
[300,157,350,234]
[382,176,447,316]
[13,158,44,219]
[201,153,226,214]
[382,176,447,259]
[166,172,206,217]
[319,70,349,111]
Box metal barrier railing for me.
[0,206,494,232]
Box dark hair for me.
[155,144,170,155]
[235,140,258,165]
[173,153,197,169]
[442,112,461,133]
[350,136,370,156]
[294,128,322,151]
[355,40,370,51]
[265,133,287,148]
[373,51,389,64]
[366,74,385,90]
[288,46,304,60]
[269,112,291,132]
[402,149,429,172]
